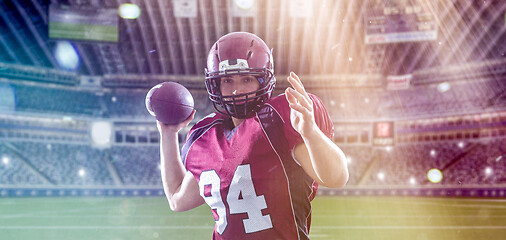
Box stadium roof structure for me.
[0,0,504,81]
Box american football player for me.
[157,32,348,239]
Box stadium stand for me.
[13,84,103,116]
[0,144,46,185]
[109,146,161,186]
[7,142,115,186]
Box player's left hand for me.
[285,72,316,138]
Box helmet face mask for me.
[205,70,275,119]
[205,32,276,119]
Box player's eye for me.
[243,77,255,83]
[221,78,232,84]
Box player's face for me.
[220,75,260,103]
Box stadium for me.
[0,0,505,239]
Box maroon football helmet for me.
[205,32,276,119]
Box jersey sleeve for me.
[278,93,334,151]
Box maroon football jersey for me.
[181,94,333,240]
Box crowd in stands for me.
[6,75,505,123]
[102,89,214,120]
[109,145,161,186]
[0,145,45,185]
[443,138,506,185]
[354,139,505,186]
[1,138,504,187]
[13,84,103,116]
[1,75,504,189]
[5,142,114,186]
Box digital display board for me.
[49,4,118,42]
[365,3,437,44]
[373,121,395,146]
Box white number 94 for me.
[199,164,273,235]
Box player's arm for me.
[157,110,205,212]
[285,72,349,188]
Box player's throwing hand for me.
[285,72,316,138]
[156,110,196,136]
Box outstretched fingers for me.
[286,72,312,111]
[288,72,310,99]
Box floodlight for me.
[427,168,443,183]
[119,3,141,19]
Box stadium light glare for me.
[119,3,141,19]
[2,156,9,165]
[409,177,416,185]
[430,149,436,157]
[364,98,370,103]
[78,168,86,177]
[385,146,392,152]
[62,116,73,121]
[458,142,464,148]
[329,100,335,106]
[437,82,451,93]
[90,121,113,148]
[233,0,254,10]
[55,41,80,70]
[377,172,385,180]
[46,144,52,150]
[496,155,502,162]
[112,96,117,102]
[427,168,443,183]
[485,167,492,176]
[340,103,345,108]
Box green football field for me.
[0,196,505,240]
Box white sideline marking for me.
[309,234,328,238]
[312,225,506,230]
[1,225,505,230]
[316,214,506,219]
[0,226,212,230]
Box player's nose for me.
[232,85,245,95]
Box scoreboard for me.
[372,121,395,146]
[365,3,437,44]
[49,4,118,42]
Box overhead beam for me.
[11,0,58,68]
[0,6,40,66]
[404,0,464,73]
[322,0,345,74]
[421,1,474,70]
[116,0,143,73]
[157,0,181,74]
[0,33,21,63]
[440,1,491,66]
[146,1,169,74]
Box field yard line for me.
[452,199,506,203]
[316,214,506,218]
[376,198,506,209]
[309,234,328,238]
[0,200,165,219]
[0,214,211,219]
[312,225,506,230]
[449,204,506,209]
[1,225,505,230]
[0,225,211,230]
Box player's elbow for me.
[164,192,185,212]
[166,193,204,212]
[167,197,186,212]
